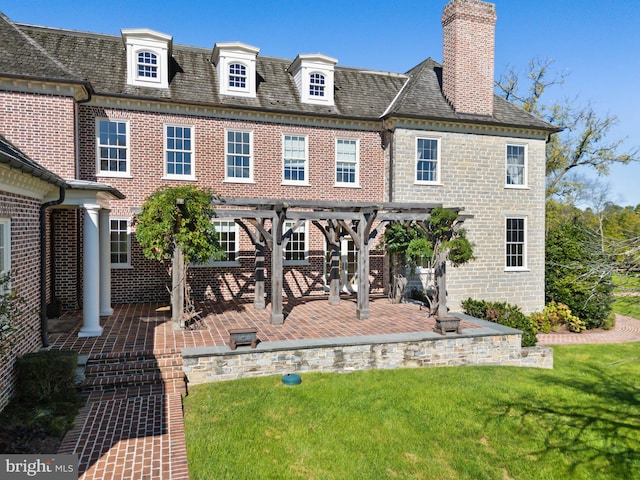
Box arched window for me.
[229,63,247,89]
[309,73,325,97]
[137,51,158,79]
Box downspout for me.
[382,118,394,203]
[40,186,66,348]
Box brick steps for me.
[79,350,186,394]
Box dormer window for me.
[309,73,325,97]
[122,28,172,89]
[137,51,158,79]
[229,63,247,89]
[288,54,337,106]
[212,42,260,98]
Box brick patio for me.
[49,294,518,480]
[49,295,473,479]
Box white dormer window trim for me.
[122,28,173,89]
[288,53,337,106]
[212,42,260,98]
[137,51,158,79]
[309,72,326,97]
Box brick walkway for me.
[537,314,640,345]
[50,298,640,479]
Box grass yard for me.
[184,343,640,479]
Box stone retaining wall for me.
[182,332,554,385]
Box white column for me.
[79,205,103,337]
[99,209,113,316]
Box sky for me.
[3,0,639,206]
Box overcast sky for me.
[4,0,639,206]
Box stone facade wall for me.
[0,192,43,411]
[390,126,547,314]
[183,333,553,385]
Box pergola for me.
[209,198,469,324]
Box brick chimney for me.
[442,0,497,116]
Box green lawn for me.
[613,272,640,319]
[184,343,640,479]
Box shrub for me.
[461,298,537,347]
[15,350,80,404]
[601,311,617,331]
[530,302,586,333]
[546,220,614,329]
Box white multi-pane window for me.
[165,125,194,178]
[137,51,158,79]
[96,119,129,176]
[505,217,527,270]
[110,218,130,268]
[335,138,358,186]
[229,63,247,89]
[284,221,307,264]
[225,130,252,181]
[212,221,239,265]
[506,144,527,187]
[416,137,440,183]
[283,135,307,184]
[309,73,325,97]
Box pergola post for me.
[254,241,266,309]
[312,220,341,305]
[356,240,371,319]
[270,208,285,324]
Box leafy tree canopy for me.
[133,186,223,265]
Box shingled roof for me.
[1,13,557,132]
[0,13,86,84]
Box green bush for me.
[601,311,617,331]
[546,220,614,329]
[15,350,80,404]
[530,302,586,333]
[461,298,537,347]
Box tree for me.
[383,207,474,318]
[133,186,223,325]
[496,59,638,200]
[546,219,614,329]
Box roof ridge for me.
[383,57,438,117]
[7,17,84,81]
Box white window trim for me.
[213,220,240,267]
[224,129,254,184]
[122,29,172,89]
[309,71,326,98]
[95,118,132,178]
[505,216,528,272]
[505,143,529,189]
[136,50,159,83]
[163,124,196,181]
[283,220,309,266]
[282,134,309,186]
[414,136,442,185]
[334,138,360,188]
[110,217,132,269]
[227,62,249,94]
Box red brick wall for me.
[442,0,496,116]
[0,91,77,178]
[51,209,80,311]
[77,106,387,303]
[0,192,43,411]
